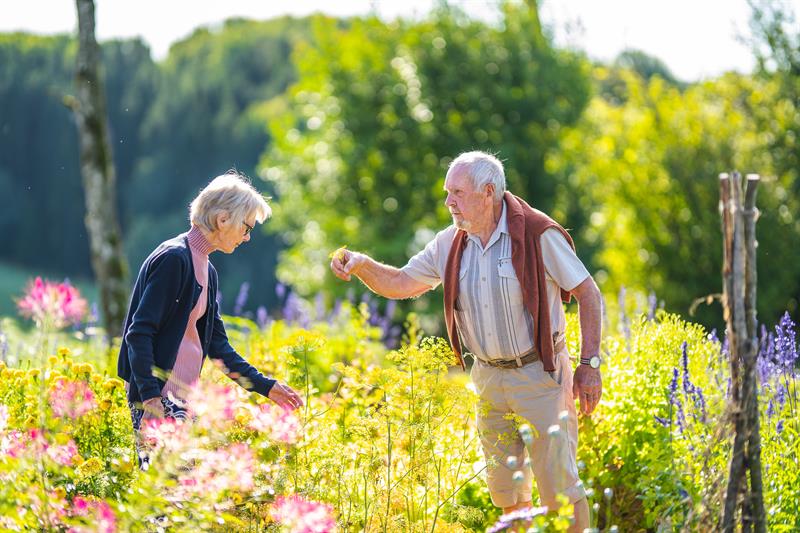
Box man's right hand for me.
[141,397,164,421]
[330,248,368,281]
[329,246,430,299]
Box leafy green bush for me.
[0,306,797,531]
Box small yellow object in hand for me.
[329,245,348,261]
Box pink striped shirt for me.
[162,226,215,401]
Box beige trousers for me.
[470,348,584,509]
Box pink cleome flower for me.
[177,442,256,500]
[140,415,190,454]
[270,495,336,533]
[248,403,301,444]
[1,430,25,458]
[68,496,117,533]
[17,277,88,328]
[185,381,241,428]
[46,440,79,467]
[5,429,79,466]
[49,378,97,419]
[0,404,8,433]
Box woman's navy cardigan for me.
[117,233,276,404]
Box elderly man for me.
[330,151,602,529]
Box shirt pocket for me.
[497,257,523,304]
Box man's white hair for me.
[190,171,271,232]
[446,151,506,201]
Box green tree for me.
[550,68,798,326]
[614,49,682,86]
[746,0,800,317]
[0,34,154,281]
[262,2,590,316]
[0,18,313,314]
[125,17,314,311]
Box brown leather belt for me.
[478,338,566,369]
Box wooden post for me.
[68,0,129,338]
[720,172,766,533]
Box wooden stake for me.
[720,172,766,533]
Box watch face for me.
[590,356,601,369]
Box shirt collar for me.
[466,199,508,251]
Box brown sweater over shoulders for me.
[443,191,575,371]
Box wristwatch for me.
[580,355,602,369]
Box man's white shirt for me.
[401,199,590,361]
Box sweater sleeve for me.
[208,305,276,397]
[124,252,184,402]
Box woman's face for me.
[212,212,256,254]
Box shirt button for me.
[482,277,486,282]
[484,304,488,308]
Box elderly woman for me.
[118,171,302,441]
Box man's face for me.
[443,169,493,233]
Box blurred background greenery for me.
[1,0,798,333]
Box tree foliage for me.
[123,16,313,310]
[551,68,799,326]
[0,18,312,313]
[262,3,590,308]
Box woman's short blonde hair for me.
[189,171,271,232]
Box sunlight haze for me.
[2,0,795,80]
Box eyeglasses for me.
[242,221,254,235]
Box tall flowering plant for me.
[270,495,336,532]
[0,350,133,531]
[125,377,320,529]
[9,279,92,528]
[17,277,87,329]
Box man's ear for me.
[484,183,495,199]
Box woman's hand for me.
[141,396,165,420]
[268,381,304,411]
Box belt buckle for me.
[489,358,511,369]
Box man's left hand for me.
[572,365,602,415]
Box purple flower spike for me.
[256,306,270,329]
[330,298,342,322]
[776,384,787,408]
[695,388,707,423]
[681,342,694,395]
[647,291,657,320]
[385,299,397,320]
[669,368,679,397]
[675,398,686,434]
[233,281,250,316]
[654,415,670,427]
[314,292,325,320]
[774,312,797,372]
